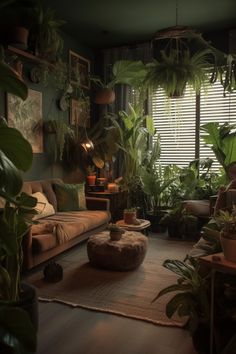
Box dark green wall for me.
[1,31,95,182]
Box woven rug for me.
[26,236,193,327]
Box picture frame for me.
[69,50,90,89]
[70,97,90,127]
[7,89,43,153]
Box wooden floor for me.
[37,302,196,354]
[33,233,197,354]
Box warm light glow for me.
[81,139,94,152]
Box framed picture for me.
[69,50,90,89]
[7,89,43,153]
[70,98,90,127]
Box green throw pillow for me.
[53,183,87,212]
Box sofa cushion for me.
[53,183,87,212]
[31,192,55,220]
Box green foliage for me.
[31,1,65,61]
[141,164,176,214]
[200,122,236,175]
[152,256,211,334]
[215,207,236,238]
[110,104,155,207]
[145,49,211,97]
[91,60,148,89]
[180,158,225,200]
[44,118,74,161]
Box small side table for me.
[86,190,128,222]
[199,253,236,354]
[116,219,151,235]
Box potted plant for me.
[110,103,156,210]
[145,48,212,98]
[29,1,65,61]
[160,205,198,239]
[91,60,148,104]
[141,162,176,232]
[0,56,37,352]
[107,223,125,241]
[152,256,211,353]
[215,208,236,262]
[123,208,137,225]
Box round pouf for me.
[87,231,148,271]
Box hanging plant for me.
[44,118,73,161]
[145,48,212,97]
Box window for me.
[151,81,236,170]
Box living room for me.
[1,1,236,353]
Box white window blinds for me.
[152,87,196,168]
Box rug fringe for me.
[38,296,187,328]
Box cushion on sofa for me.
[31,192,55,220]
[53,183,87,212]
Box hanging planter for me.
[94,87,116,104]
[145,48,212,98]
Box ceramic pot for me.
[220,232,236,262]
[87,175,96,186]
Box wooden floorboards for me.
[37,302,196,354]
[34,234,197,354]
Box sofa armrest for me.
[86,197,110,211]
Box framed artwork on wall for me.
[7,89,43,153]
[69,50,90,89]
[70,97,90,127]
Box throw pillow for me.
[31,192,55,220]
[53,182,87,212]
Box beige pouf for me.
[87,231,148,271]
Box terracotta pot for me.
[87,175,96,186]
[123,210,136,225]
[220,233,236,262]
[95,88,115,104]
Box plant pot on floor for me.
[145,211,167,233]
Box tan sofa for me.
[22,179,111,270]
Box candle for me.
[107,183,119,193]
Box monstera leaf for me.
[0,123,32,197]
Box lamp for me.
[81,137,94,152]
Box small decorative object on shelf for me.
[107,182,119,193]
[43,261,63,282]
[108,223,125,241]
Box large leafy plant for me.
[153,256,210,334]
[200,122,236,177]
[0,54,37,352]
[110,104,155,208]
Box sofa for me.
[22,179,111,270]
